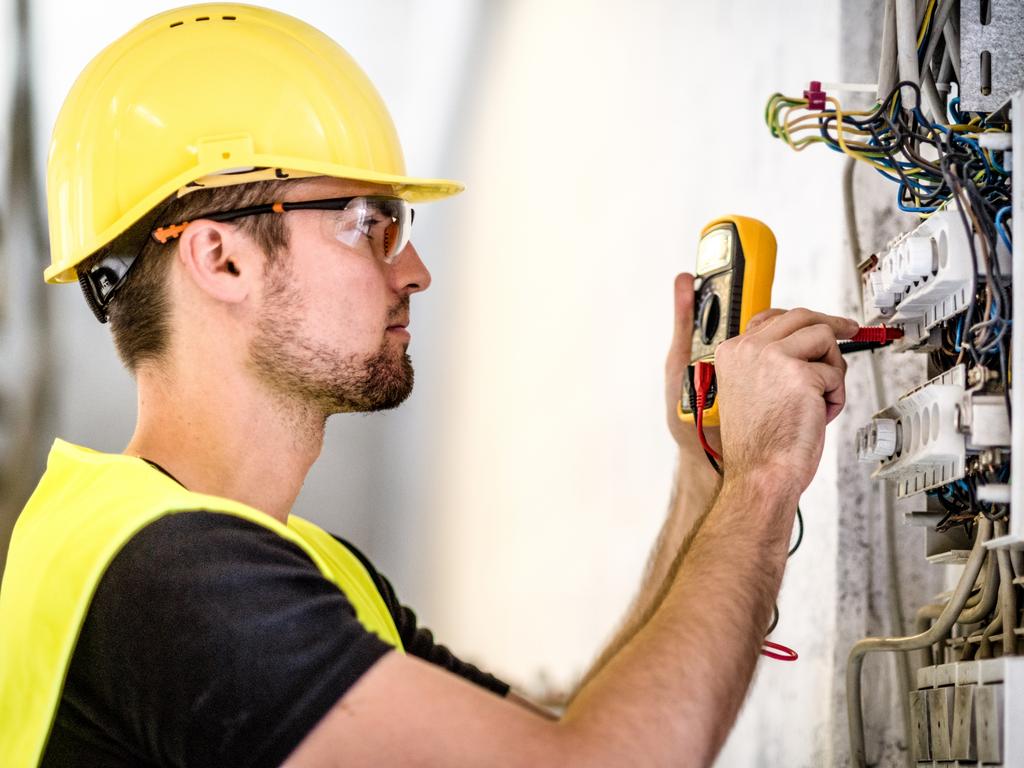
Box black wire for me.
[766,603,780,635]
[788,506,804,557]
[703,450,722,476]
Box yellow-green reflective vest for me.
[0,439,403,768]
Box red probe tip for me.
[849,325,904,344]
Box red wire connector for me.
[848,325,904,344]
[693,361,722,464]
[803,80,827,110]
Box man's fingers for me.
[805,361,847,424]
[670,273,695,350]
[752,308,859,344]
[772,324,846,369]
[744,308,786,335]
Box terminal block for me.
[910,658,1024,765]
[856,365,1010,498]
[860,208,986,347]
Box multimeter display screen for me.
[696,227,734,275]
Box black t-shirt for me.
[40,512,507,768]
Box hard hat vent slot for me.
[168,16,237,29]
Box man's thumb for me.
[669,272,695,365]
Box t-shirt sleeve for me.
[57,512,394,768]
[336,537,510,698]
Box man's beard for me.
[248,275,414,414]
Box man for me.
[0,4,857,767]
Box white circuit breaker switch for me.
[909,690,931,761]
[868,272,896,311]
[928,687,955,760]
[974,683,1003,764]
[856,418,897,461]
[951,684,977,761]
[963,394,1012,449]
[861,365,968,498]
[977,483,1011,504]
[902,236,935,280]
[912,658,1024,765]
[860,207,979,344]
[885,246,911,292]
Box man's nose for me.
[391,242,431,295]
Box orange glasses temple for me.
[151,201,288,244]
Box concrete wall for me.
[427,2,859,765]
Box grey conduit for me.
[847,517,992,767]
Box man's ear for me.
[176,221,258,305]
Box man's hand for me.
[665,273,722,456]
[714,307,859,496]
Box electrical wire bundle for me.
[766,0,1009,219]
[929,464,1010,534]
[765,80,1010,217]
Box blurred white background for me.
[3,1,852,764]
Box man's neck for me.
[124,362,324,524]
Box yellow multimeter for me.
[677,215,777,427]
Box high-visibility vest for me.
[0,439,403,767]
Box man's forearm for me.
[571,449,721,698]
[644,451,722,599]
[561,473,798,766]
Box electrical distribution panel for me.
[767,2,1019,764]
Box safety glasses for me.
[80,196,417,323]
[152,195,416,265]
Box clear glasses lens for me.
[324,197,413,263]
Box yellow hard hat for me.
[45,3,463,284]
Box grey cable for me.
[976,612,1002,659]
[918,0,954,121]
[877,0,899,102]
[955,551,999,625]
[943,13,960,84]
[895,0,922,101]
[912,551,997,668]
[921,0,955,73]
[847,517,992,767]
[996,528,1018,655]
[880,481,915,768]
[1011,548,1024,580]
[914,585,985,668]
[937,44,955,95]
[921,66,947,122]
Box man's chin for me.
[343,351,414,413]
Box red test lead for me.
[838,325,904,355]
[848,325,904,344]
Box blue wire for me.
[949,97,965,124]
[995,206,1013,252]
[898,197,937,214]
[990,151,1009,176]
[954,314,964,353]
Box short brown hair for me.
[80,178,307,371]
